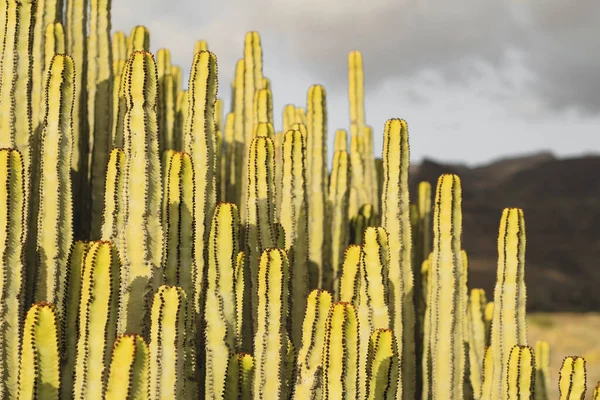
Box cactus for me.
[322,302,359,400]
[253,249,289,399]
[467,288,488,398]
[293,289,333,399]
[367,329,399,400]
[73,241,120,399]
[230,59,245,205]
[204,203,239,399]
[149,285,187,400]
[381,118,416,399]
[33,54,74,310]
[194,39,208,53]
[279,128,309,348]
[126,25,150,56]
[112,31,127,69]
[104,334,149,400]
[334,129,347,152]
[117,51,163,336]
[157,48,176,155]
[506,345,535,399]
[0,149,26,400]
[339,245,361,304]
[18,302,61,400]
[490,208,527,399]
[535,340,550,400]
[234,252,246,350]
[87,0,114,239]
[225,353,254,400]
[559,356,586,400]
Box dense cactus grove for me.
[0,0,595,399]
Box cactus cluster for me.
[0,1,596,399]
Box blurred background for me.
[112,1,600,394]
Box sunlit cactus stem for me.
[126,25,150,56]
[73,241,120,399]
[18,303,61,400]
[157,48,176,155]
[559,356,586,400]
[104,334,149,400]
[339,245,361,304]
[467,288,488,399]
[149,286,187,400]
[280,128,309,349]
[204,203,240,399]
[506,345,535,400]
[535,340,550,400]
[0,149,26,400]
[381,118,415,399]
[367,329,399,400]
[33,54,75,309]
[225,353,254,400]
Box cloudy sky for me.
[112,0,599,166]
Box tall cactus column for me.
[381,119,415,399]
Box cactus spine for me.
[104,334,149,400]
[280,128,309,348]
[253,249,289,399]
[18,303,61,399]
[73,241,120,399]
[118,51,163,335]
[506,345,535,399]
[0,149,26,400]
[204,203,239,399]
[490,208,527,399]
[34,54,74,309]
[149,286,187,400]
[381,118,415,399]
[559,356,586,400]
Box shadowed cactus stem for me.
[105,334,149,400]
[367,329,399,400]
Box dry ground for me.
[528,313,600,399]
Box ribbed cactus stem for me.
[253,249,289,399]
[73,241,120,399]
[467,288,488,399]
[280,128,309,349]
[427,174,464,399]
[381,118,415,399]
[34,54,74,310]
[104,334,149,400]
[205,203,240,399]
[112,31,127,70]
[225,353,254,400]
[42,23,65,113]
[490,208,527,399]
[149,286,187,400]
[126,25,150,56]
[559,356,587,400]
[231,59,245,206]
[367,329,399,400]
[348,134,366,218]
[339,245,361,304]
[243,32,263,145]
[535,340,550,400]
[157,48,176,155]
[100,148,126,253]
[506,345,535,399]
[87,0,114,239]
[119,51,163,335]
[282,104,296,133]
[0,149,25,400]
[327,150,350,297]
[306,85,328,289]
[223,112,236,202]
[184,50,218,321]
[253,88,273,125]
[481,346,493,399]
[194,39,208,53]
[293,289,333,400]
[18,303,61,399]
[322,302,359,400]
[234,252,246,350]
[244,136,276,338]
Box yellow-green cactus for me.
[18,302,61,400]
[42,23,65,114]
[34,54,75,310]
[118,51,164,336]
[126,25,150,56]
[327,150,350,298]
[112,31,127,71]
[175,90,189,150]
[231,59,245,206]
[204,203,240,399]
[104,334,149,400]
[306,85,328,289]
[559,356,586,400]
[194,39,208,53]
[426,174,464,399]
[367,329,399,400]
[593,383,600,400]
[73,241,120,399]
[157,48,176,155]
[0,149,26,400]
[243,32,264,146]
[322,302,359,400]
[381,118,415,399]
[234,252,246,351]
[253,88,273,125]
[101,148,126,253]
[535,340,550,400]
[334,129,347,152]
[87,0,114,239]
[225,353,254,400]
[490,208,527,399]
[280,128,309,348]
[467,288,488,399]
[184,50,218,325]
[282,104,297,134]
[339,245,361,304]
[481,346,493,399]
[293,289,333,400]
[253,249,289,398]
[149,285,187,400]
[506,345,535,399]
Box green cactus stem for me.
[339,245,361,304]
[104,334,149,400]
[559,356,586,400]
[506,345,535,399]
[126,25,150,56]
[535,340,550,400]
[367,329,399,400]
[334,129,347,152]
[225,353,254,400]
[467,288,488,399]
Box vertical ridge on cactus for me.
[225,353,254,400]
[506,345,535,399]
[126,25,150,56]
[559,356,587,400]
[105,334,149,400]
[367,329,399,400]
[535,340,550,400]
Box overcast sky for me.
[112,0,600,166]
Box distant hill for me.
[408,151,600,311]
